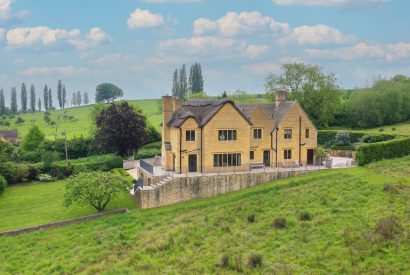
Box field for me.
[364,121,410,136]
[0,99,161,139]
[0,157,409,274]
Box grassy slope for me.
[1,99,161,139]
[0,157,409,274]
[363,121,410,136]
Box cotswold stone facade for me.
[161,92,318,174]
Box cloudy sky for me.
[0,0,409,101]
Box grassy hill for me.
[363,121,410,136]
[0,99,161,139]
[1,157,409,273]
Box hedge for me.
[356,137,410,166]
[318,130,398,147]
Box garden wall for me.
[134,170,310,209]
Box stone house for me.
[161,91,317,174]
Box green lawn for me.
[0,99,161,140]
[0,178,137,232]
[0,157,409,274]
[363,121,410,136]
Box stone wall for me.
[134,170,309,209]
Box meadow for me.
[0,156,409,274]
[1,99,162,139]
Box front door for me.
[263,151,270,166]
[307,149,314,165]
[188,154,197,172]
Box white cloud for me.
[242,44,270,59]
[12,58,23,64]
[158,36,243,54]
[127,9,164,29]
[20,66,87,76]
[0,0,28,22]
[280,24,356,45]
[306,42,410,61]
[243,63,281,75]
[142,0,203,2]
[6,26,111,50]
[193,11,289,37]
[272,0,390,8]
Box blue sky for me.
[0,0,409,102]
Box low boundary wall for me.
[0,208,128,237]
[134,170,310,209]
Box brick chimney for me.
[275,90,288,108]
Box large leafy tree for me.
[64,171,132,212]
[94,101,148,156]
[265,63,341,128]
[95,83,123,103]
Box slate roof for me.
[167,99,294,128]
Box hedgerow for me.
[356,137,410,165]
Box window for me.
[186,130,195,141]
[305,128,310,139]
[253,128,262,139]
[284,149,292,160]
[250,151,254,160]
[218,129,237,141]
[213,153,241,167]
[284,129,292,139]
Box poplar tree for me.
[172,69,179,97]
[21,83,27,113]
[43,85,49,111]
[48,88,53,110]
[0,89,5,115]
[11,87,18,114]
[71,93,77,106]
[30,84,36,112]
[179,64,187,98]
[38,98,42,112]
[83,92,89,105]
[189,63,204,94]
[77,91,82,105]
[57,80,62,109]
[62,85,67,109]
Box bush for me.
[299,211,312,221]
[135,148,161,160]
[42,136,94,160]
[0,175,7,194]
[247,214,255,223]
[140,141,161,150]
[273,217,287,229]
[361,134,397,144]
[0,162,30,184]
[247,253,263,268]
[335,130,350,146]
[356,137,410,165]
[318,130,367,147]
[146,125,161,144]
[375,216,403,241]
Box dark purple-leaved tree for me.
[94,101,148,156]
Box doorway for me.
[307,149,314,165]
[263,151,270,166]
[188,154,197,172]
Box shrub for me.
[146,125,161,144]
[247,214,255,223]
[0,162,31,184]
[361,134,397,144]
[42,136,94,160]
[219,255,230,268]
[273,217,287,229]
[140,141,161,150]
[318,130,367,147]
[247,253,263,268]
[375,216,403,241]
[299,211,312,221]
[135,148,161,160]
[335,130,351,146]
[356,137,410,165]
[0,175,7,194]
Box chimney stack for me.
[275,90,288,108]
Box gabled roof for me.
[272,101,295,128]
[0,129,18,139]
[167,98,253,127]
[236,103,276,119]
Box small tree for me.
[64,171,132,212]
[94,101,148,156]
[83,92,89,105]
[95,83,123,103]
[21,125,45,152]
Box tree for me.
[48,88,53,110]
[0,138,16,162]
[95,83,123,103]
[221,91,228,98]
[43,85,49,111]
[38,98,42,112]
[11,87,17,114]
[94,101,148,156]
[0,89,5,115]
[57,80,62,109]
[30,84,36,112]
[264,63,341,128]
[172,69,179,97]
[189,62,204,94]
[21,83,27,113]
[83,92,89,105]
[179,64,187,98]
[77,91,82,106]
[71,92,77,106]
[62,85,67,109]
[64,171,132,212]
[21,125,45,152]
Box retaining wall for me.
[134,170,309,209]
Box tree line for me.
[171,62,204,98]
[0,81,89,115]
[265,63,410,129]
